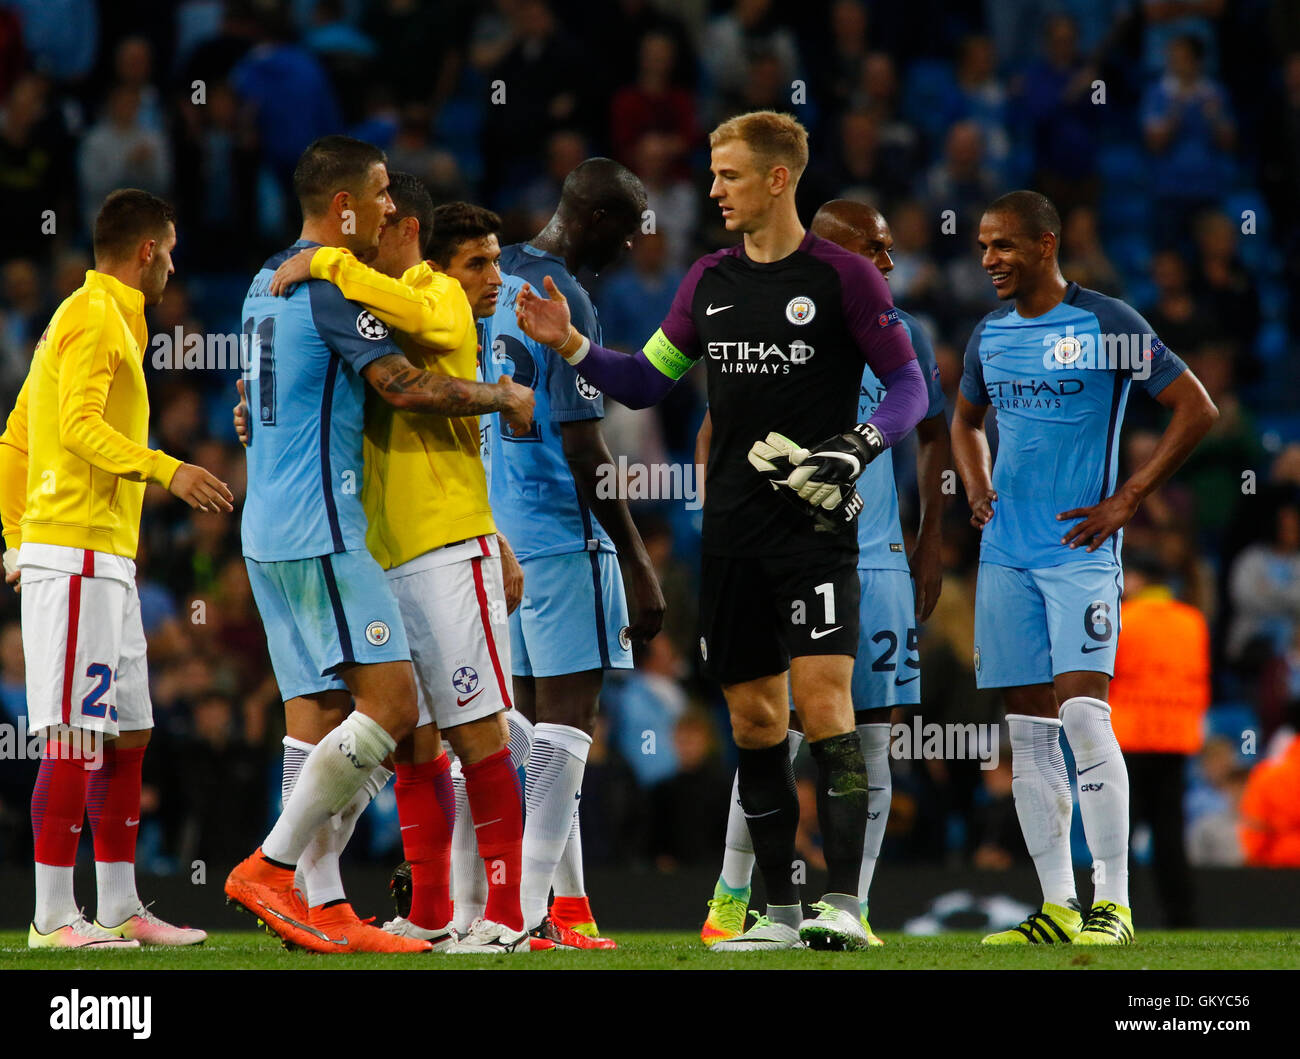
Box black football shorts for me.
[698,548,860,686]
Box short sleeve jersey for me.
[479,243,614,562]
[960,282,1187,568]
[856,308,946,571]
[651,231,915,557]
[240,240,402,561]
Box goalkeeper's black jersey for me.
[658,232,915,556]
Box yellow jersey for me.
[307,248,493,569]
[0,270,181,558]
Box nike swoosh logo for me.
[809,626,842,640]
[1080,643,1109,654]
[400,824,419,831]
[1077,761,1106,775]
[705,303,733,315]
[894,674,919,686]
[867,786,887,792]
[828,788,870,797]
[69,825,82,833]
[474,818,502,829]
[257,903,348,946]
[125,818,139,827]
[742,808,780,820]
[457,689,484,708]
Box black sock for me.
[737,740,799,906]
[809,732,869,897]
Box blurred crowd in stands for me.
[0,0,1298,903]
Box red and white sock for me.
[86,743,146,927]
[394,754,454,930]
[463,746,524,931]
[31,750,89,933]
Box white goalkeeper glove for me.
[748,432,864,531]
[785,423,885,508]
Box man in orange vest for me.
[1109,551,1210,926]
[1239,702,1300,867]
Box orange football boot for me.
[224,848,349,953]
[308,902,432,953]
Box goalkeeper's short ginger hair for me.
[709,111,809,184]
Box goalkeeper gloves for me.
[784,423,885,508]
[748,432,865,531]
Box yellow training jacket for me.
[307,248,492,569]
[0,271,181,558]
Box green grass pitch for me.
[3,930,1298,970]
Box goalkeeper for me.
[514,111,927,952]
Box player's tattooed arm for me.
[363,353,534,435]
[951,393,997,531]
[1058,370,1218,551]
[561,420,665,643]
[911,413,951,622]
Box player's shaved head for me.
[811,199,884,243]
[386,171,435,257]
[985,190,1061,246]
[558,157,647,223]
[293,135,388,218]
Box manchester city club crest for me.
[356,310,389,340]
[785,295,816,325]
[618,625,631,650]
[1052,334,1083,365]
[365,620,390,646]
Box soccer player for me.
[515,112,929,950]
[260,185,540,953]
[699,199,950,947]
[0,188,233,948]
[480,158,666,948]
[224,136,533,953]
[952,190,1217,945]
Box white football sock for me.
[553,808,585,898]
[520,723,590,931]
[856,723,892,913]
[1059,696,1130,907]
[300,764,392,907]
[1007,714,1078,909]
[263,712,395,865]
[281,737,313,897]
[719,729,803,891]
[505,710,533,770]
[449,757,485,933]
[94,862,141,927]
[34,863,78,934]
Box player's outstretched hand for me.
[169,464,235,514]
[626,560,666,643]
[233,379,250,446]
[786,424,885,508]
[969,487,997,530]
[495,374,535,437]
[1057,491,1139,553]
[515,275,573,348]
[269,247,318,296]
[499,534,524,614]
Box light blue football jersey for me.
[856,308,946,572]
[480,243,615,563]
[960,282,1186,569]
[240,240,402,561]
